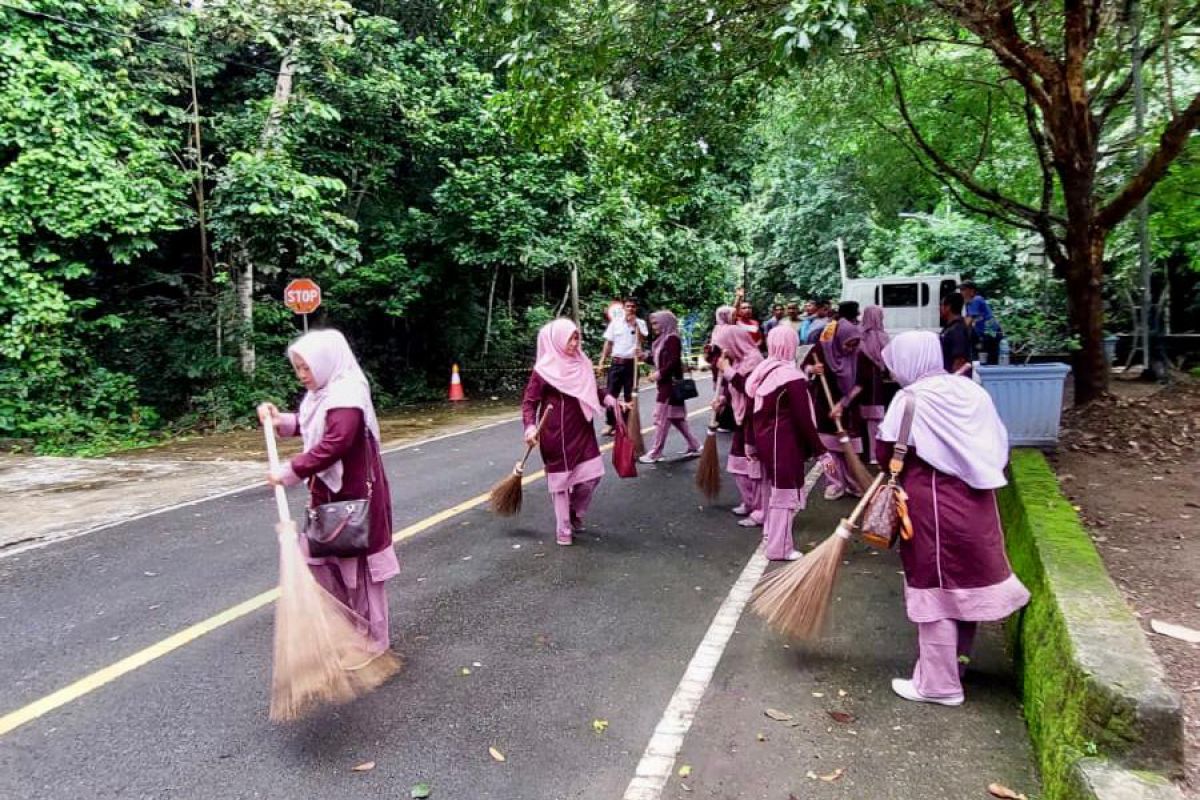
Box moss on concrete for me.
[999,450,1184,800]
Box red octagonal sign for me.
[284,278,322,315]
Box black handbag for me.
[304,428,375,558]
[671,377,699,403]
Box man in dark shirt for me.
[940,292,972,373]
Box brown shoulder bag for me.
[860,397,916,550]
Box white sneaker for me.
[678,449,701,458]
[890,678,963,706]
[823,485,846,501]
[731,504,750,516]
[638,454,662,464]
[737,517,761,528]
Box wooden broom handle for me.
[707,374,725,430]
[262,417,292,525]
[841,472,886,529]
[518,404,554,469]
[816,371,850,437]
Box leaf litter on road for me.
[410,783,432,798]
[350,761,375,772]
[488,747,506,762]
[592,719,609,733]
[988,783,1028,799]
[764,708,793,722]
[827,710,856,724]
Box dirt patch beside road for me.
[1051,379,1200,796]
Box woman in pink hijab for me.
[522,318,613,546]
[747,327,825,560]
[878,331,1029,706]
[806,317,865,500]
[712,325,765,526]
[259,329,399,656]
[642,310,702,463]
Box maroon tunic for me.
[522,372,601,475]
[855,352,887,412]
[876,441,1027,623]
[288,407,394,556]
[652,335,686,405]
[752,377,825,492]
[807,343,860,439]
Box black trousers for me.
[979,335,1001,365]
[605,360,635,427]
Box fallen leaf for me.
[811,692,825,698]
[678,765,692,778]
[459,667,472,676]
[987,783,1028,800]
[489,747,506,763]
[1150,619,1200,644]
[410,783,432,798]
[592,719,609,733]
[764,708,794,722]
[819,768,845,782]
[756,732,767,742]
[351,761,375,772]
[827,711,856,724]
[837,689,848,697]
[805,771,818,780]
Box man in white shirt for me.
[597,299,648,435]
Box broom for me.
[489,404,553,516]
[262,416,400,722]
[816,371,876,493]
[749,473,884,640]
[695,376,723,500]
[627,352,646,457]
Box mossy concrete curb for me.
[998,450,1185,800]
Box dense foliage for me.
[1,0,1197,451]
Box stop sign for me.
[284,278,322,315]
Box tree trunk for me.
[238,250,255,375]
[1062,230,1109,404]
[483,265,498,356]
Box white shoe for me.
[731,504,750,516]
[823,485,846,501]
[678,449,701,459]
[890,678,963,706]
[638,454,662,464]
[737,517,761,528]
[783,550,803,561]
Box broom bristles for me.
[749,522,852,640]
[270,522,401,722]
[695,428,721,499]
[627,394,645,457]
[489,471,524,516]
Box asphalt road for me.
[0,381,1039,800]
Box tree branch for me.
[884,58,1054,226]
[1095,89,1200,230]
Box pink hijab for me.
[650,309,680,366]
[821,319,862,395]
[534,318,603,421]
[860,305,889,368]
[878,331,1009,490]
[747,325,807,412]
[287,329,381,493]
[712,325,764,423]
[714,305,735,326]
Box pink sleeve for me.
[278,413,300,437]
[277,463,303,487]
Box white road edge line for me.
[0,413,521,560]
[623,463,824,800]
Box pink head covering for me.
[534,318,603,421]
[821,319,862,395]
[714,305,735,326]
[878,331,1009,489]
[650,310,680,366]
[287,329,381,493]
[747,325,807,412]
[712,325,764,423]
[860,306,889,368]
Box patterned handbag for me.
[304,427,375,558]
[860,397,916,550]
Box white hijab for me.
[287,329,380,493]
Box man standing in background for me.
[597,299,648,436]
[778,301,804,332]
[762,303,785,337]
[735,296,764,347]
[940,292,973,373]
[805,298,833,344]
[959,280,1003,365]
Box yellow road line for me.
[0,407,706,738]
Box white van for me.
[840,274,960,334]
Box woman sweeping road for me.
[521,318,613,546]
[705,305,738,433]
[747,327,825,561]
[712,325,765,526]
[878,331,1030,706]
[260,329,399,657]
[640,310,702,464]
[806,317,865,500]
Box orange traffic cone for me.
[448,363,466,402]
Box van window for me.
[881,283,919,307]
[922,283,931,306]
[939,279,957,301]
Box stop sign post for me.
[284,278,322,331]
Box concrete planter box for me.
[978,363,1071,447]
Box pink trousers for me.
[551,477,601,537]
[311,559,392,654]
[733,474,765,521]
[648,403,700,458]
[911,619,978,698]
[821,451,864,495]
[760,487,802,559]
